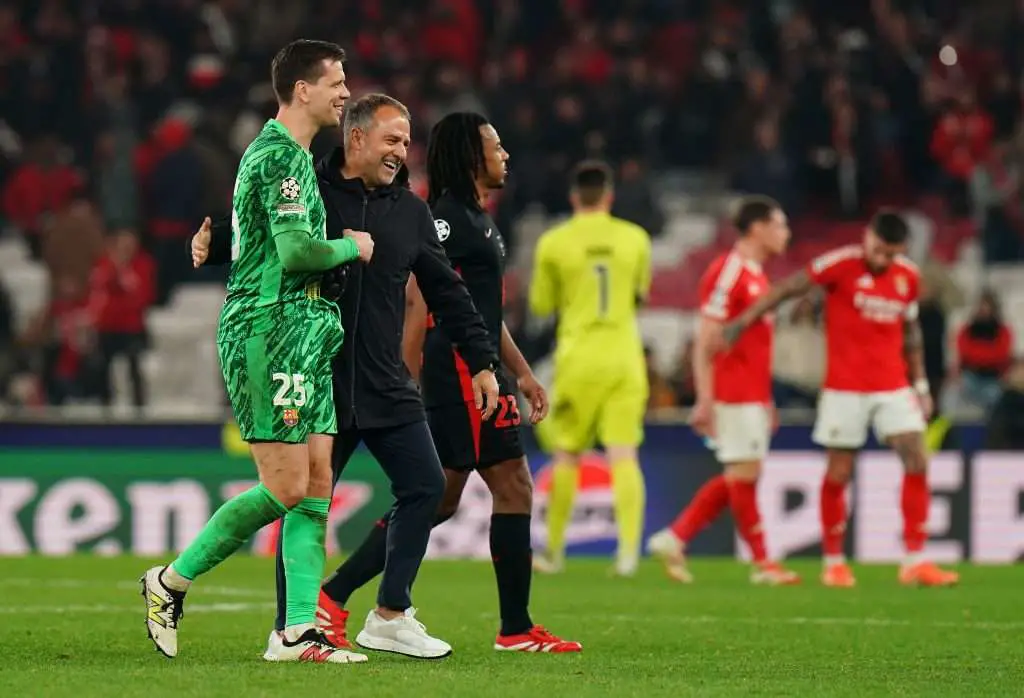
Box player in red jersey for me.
[723,209,958,588]
[647,196,800,585]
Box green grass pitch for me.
[1,557,1022,697]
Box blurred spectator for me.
[984,359,1024,450]
[917,279,948,414]
[92,127,140,232]
[19,274,93,406]
[668,338,696,407]
[771,297,824,407]
[646,346,676,411]
[422,0,481,73]
[920,257,966,315]
[953,289,1013,412]
[970,139,1023,263]
[732,118,801,216]
[1,135,82,258]
[930,89,994,217]
[807,94,878,218]
[0,279,14,397]
[0,0,1023,412]
[141,118,202,304]
[41,193,105,292]
[985,68,1021,140]
[612,157,664,238]
[87,229,155,408]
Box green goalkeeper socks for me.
[283,497,331,627]
[171,484,287,581]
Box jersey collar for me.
[265,119,312,156]
[731,242,764,273]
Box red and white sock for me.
[820,478,847,565]
[727,478,767,564]
[669,475,729,544]
[901,472,929,564]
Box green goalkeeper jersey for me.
[217,119,333,343]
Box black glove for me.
[321,263,352,303]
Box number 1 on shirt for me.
[594,262,609,318]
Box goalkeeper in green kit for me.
[140,40,372,664]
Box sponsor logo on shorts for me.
[283,408,299,427]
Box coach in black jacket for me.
[193,94,499,658]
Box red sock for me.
[727,479,767,563]
[901,472,929,554]
[820,478,848,557]
[670,475,730,543]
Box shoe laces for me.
[399,607,428,635]
[311,629,335,647]
[162,594,185,629]
[529,625,559,642]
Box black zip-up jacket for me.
[202,147,497,429]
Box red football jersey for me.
[700,251,773,403]
[807,245,918,392]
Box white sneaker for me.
[646,529,694,583]
[355,608,452,659]
[139,566,184,658]
[263,628,368,663]
[532,552,564,574]
[612,551,639,577]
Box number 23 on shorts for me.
[494,395,521,429]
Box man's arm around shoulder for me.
[722,269,816,347]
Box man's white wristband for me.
[914,378,930,396]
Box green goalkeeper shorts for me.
[218,309,343,443]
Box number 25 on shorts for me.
[494,395,521,428]
[272,372,307,407]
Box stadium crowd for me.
[0,0,1023,429]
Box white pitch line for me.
[0,602,276,614]
[0,578,271,598]
[0,603,1020,630]
[538,613,1024,631]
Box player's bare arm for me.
[500,322,548,423]
[690,315,720,437]
[412,205,500,420]
[402,274,428,382]
[903,316,933,420]
[722,269,815,347]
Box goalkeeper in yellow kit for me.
[528,160,651,576]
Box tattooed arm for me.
[904,314,934,419]
[722,270,816,347]
[903,317,926,386]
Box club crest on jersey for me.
[894,274,908,297]
[283,408,299,427]
[280,177,301,200]
[434,219,450,241]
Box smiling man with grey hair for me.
[341,93,410,152]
